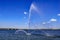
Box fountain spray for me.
[28,3,38,29]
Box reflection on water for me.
[0,29,60,40]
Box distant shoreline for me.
[0,28,60,30]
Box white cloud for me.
[50,18,57,22]
[24,12,27,15]
[57,14,60,16]
[42,22,46,24]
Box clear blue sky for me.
[0,0,60,29]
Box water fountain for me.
[27,3,55,37]
[15,30,31,35]
[14,3,60,40]
[15,2,39,36]
[28,3,37,29]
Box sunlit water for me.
[0,29,60,40]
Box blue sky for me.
[0,0,60,29]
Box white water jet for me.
[27,3,52,37]
[40,31,52,37]
[28,3,39,29]
[15,30,31,35]
[15,30,27,34]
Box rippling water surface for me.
[0,29,60,40]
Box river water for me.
[0,29,60,40]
